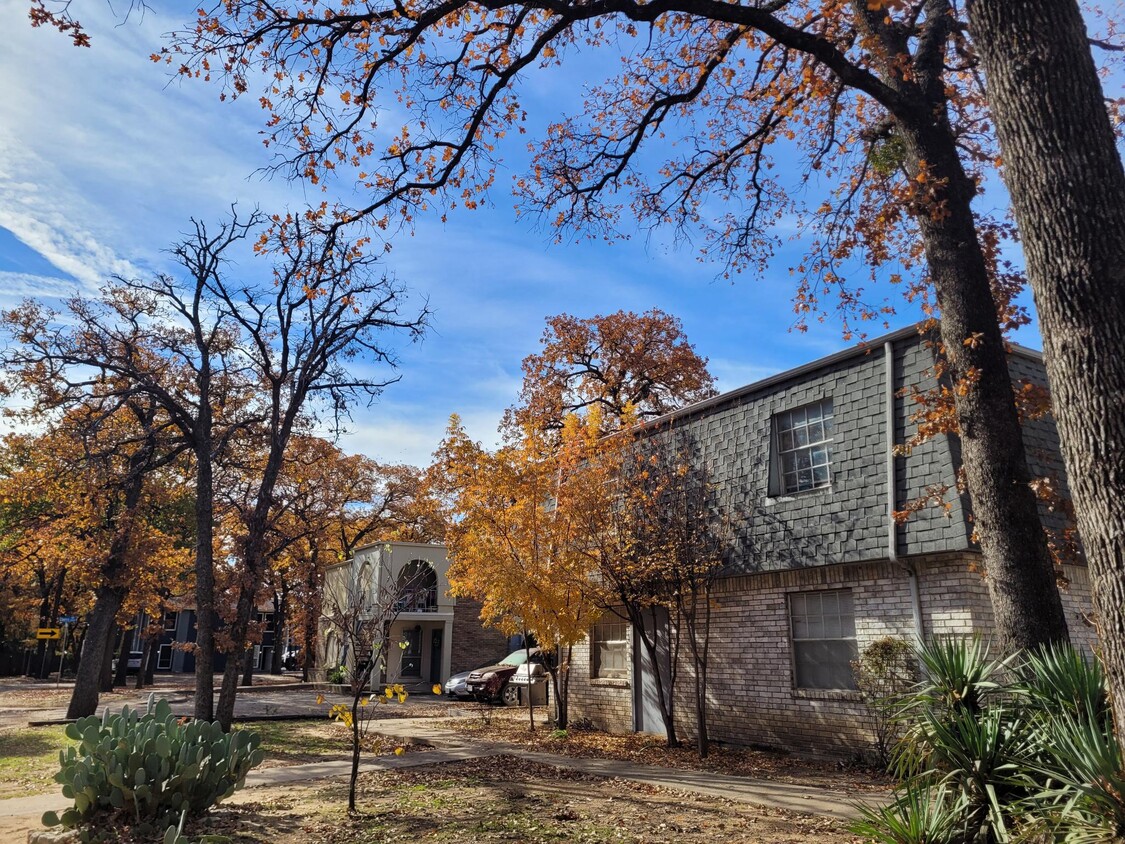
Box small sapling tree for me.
[319,552,430,813]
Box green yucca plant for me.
[851,783,966,844]
[855,638,1122,844]
[914,636,1010,716]
[1017,643,1107,723]
[1022,702,1125,842]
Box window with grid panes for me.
[592,615,628,679]
[788,589,858,690]
[775,399,834,493]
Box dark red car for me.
[465,648,545,705]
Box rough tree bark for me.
[847,0,1072,650]
[192,429,218,721]
[899,113,1070,651]
[966,0,1125,738]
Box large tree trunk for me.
[216,416,293,729]
[112,626,131,688]
[966,0,1125,742]
[892,103,1070,653]
[217,580,263,729]
[241,648,255,687]
[193,449,217,721]
[270,590,287,675]
[67,587,126,718]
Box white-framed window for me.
[157,643,173,670]
[163,611,177,633]
[591,615,629,679]
[774,399,834,494]
[789,589,858,690]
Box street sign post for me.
[35,627,61,640]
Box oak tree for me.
[506,309,716,435]
[965,0,1125,746]
[168,0,1086,650]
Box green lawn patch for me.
[0,725,76,799]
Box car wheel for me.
[500,682,520,706]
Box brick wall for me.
[567,553,1097,758]
[450,598,509,674]
[567,631,634,732]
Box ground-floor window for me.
[788,589,858,690]
[592,614,629,679]
[157,643,173,670]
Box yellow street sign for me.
[36,627,61,640]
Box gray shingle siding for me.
[1007,351,1073,542]
[642,327,1066,573]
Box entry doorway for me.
[632,608,670,736]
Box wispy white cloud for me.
[0,2,941,470]
[0,272,86,303]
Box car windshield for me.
[499,650,530,667]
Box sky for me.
[0,2,1045,468]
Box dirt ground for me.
[184,757,865,844]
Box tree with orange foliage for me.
[0,397,191,717]
[4,210,427,728]
[433,415,598,729]
[161,0,1125,651]
[506,309,716,435]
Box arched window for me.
[397,560,438,612]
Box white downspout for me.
[886,339,925,643]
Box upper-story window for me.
[775,399,834,494]
[398,560,438,612]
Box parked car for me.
[112,651,144,674]
[282,646,301,672]
[443,669,474,699]
[465,648,547,705]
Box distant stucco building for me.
[320,541,507,689]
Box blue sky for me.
[0,2,1043,467]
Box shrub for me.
[42,696,263,842]
[326,664,347,685]
[853,638,1124,843]
[852,636,917,767]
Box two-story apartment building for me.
[567,324,1095,756]
[321,541,507,690]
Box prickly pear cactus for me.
[42,696,264,842]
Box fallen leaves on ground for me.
[438,714,890,793]
[189,756,864,843]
